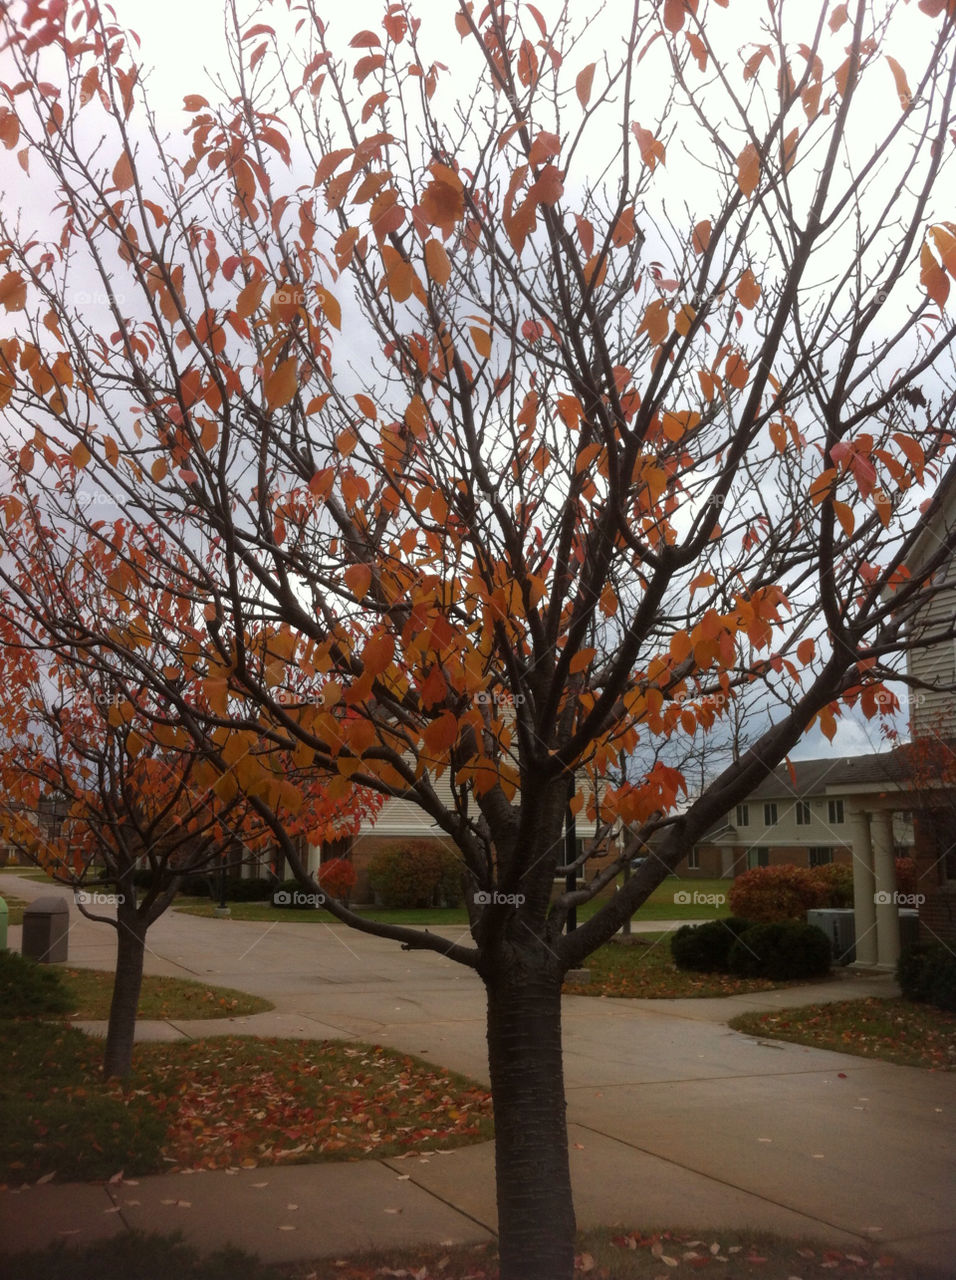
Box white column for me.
[872,810,900,970]
[849,807,878,966]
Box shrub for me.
[895,856,917,898]
[728,922,832,981]
[809,862,854,908]
[0,950,74,1016]
[671,917,754,972]
[225,878,276,902]
[729,864,826,923]
[316,857,357,903]
[368,842,465,908]
[897,942,956,1012]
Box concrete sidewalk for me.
[1,873,954,1274]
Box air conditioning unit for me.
[807,908,856,965]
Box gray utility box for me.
[807,908,856,965]
[22,896,69,963]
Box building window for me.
[748,846,769,869]
[796,801,811,826]
[764,802,778,827]
[828,799,845,825]
[736,804,749,827]
[809,846,833,867]
[687,847,700,870]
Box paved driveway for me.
[1,873,954,1274]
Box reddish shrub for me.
[728,864,826,923]
[808,862,854,908]
[317,857,357,903]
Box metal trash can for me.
[0,896,7,950]
[22,896,69,963]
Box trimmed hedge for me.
[809,862,854,908]
[897,942,956,1012]
[670,917,754,973]
[368,842,464,908]
[728,921,832,981]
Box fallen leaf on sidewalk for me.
[35,1171,56,1184]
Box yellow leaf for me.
[264,357,298,410]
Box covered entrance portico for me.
[847,802,902,970]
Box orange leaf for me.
[72,441,91,469]
[689,571,715,594]
[576,62,595,107]
[424,237,451,285]
[632,123,665,170]
[355,394,378,420]
[236,276,266,319]
[264,357,298,410]
[735,268,761,309]
[344,563,372,600]
[423,711,458,755]
[920,241,949,307]
[691,219,711,255]
[885,56,912,110]
[611,206,637,247]
[796,638,815,666]
[0,271,26,312]
[832,499,855,537]
[112,150,135,191]
[736,142,760,198]
[569,647,596,674]
[930,224,956,278]
[316,286,341,330]
[470,325,492,359]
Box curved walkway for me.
[1,873,954,1275]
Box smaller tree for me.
[0,577,381,1078]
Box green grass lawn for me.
[173,877,732,927]
[730,997,956,1070]
[1,893,28,925]
[4,1227,932,1280]
[563,932,785,999]
[59,969,273,1021]
[0,1022,493,1183]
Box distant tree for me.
[1,1,955,1273]
[0,547,382,1078]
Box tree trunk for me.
[102,906,147,1080]
[484,944,575,1280]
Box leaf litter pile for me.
[273,1230,929,1279]
[135,1037,493,1171]
[0,1023,491,1184]
[730,998,956,1071]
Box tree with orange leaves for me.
[1,0,956,1272]
[0,549,382,1079]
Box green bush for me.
[0,950,74,1016]
[729,864,826,922]
[670,917,754,972]
[5,1231,275,1280]
[368,842,465,908]
[809,862,854,908]
[225,877,276,902]
[897,942,956,1012]
[728,922,832,981]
